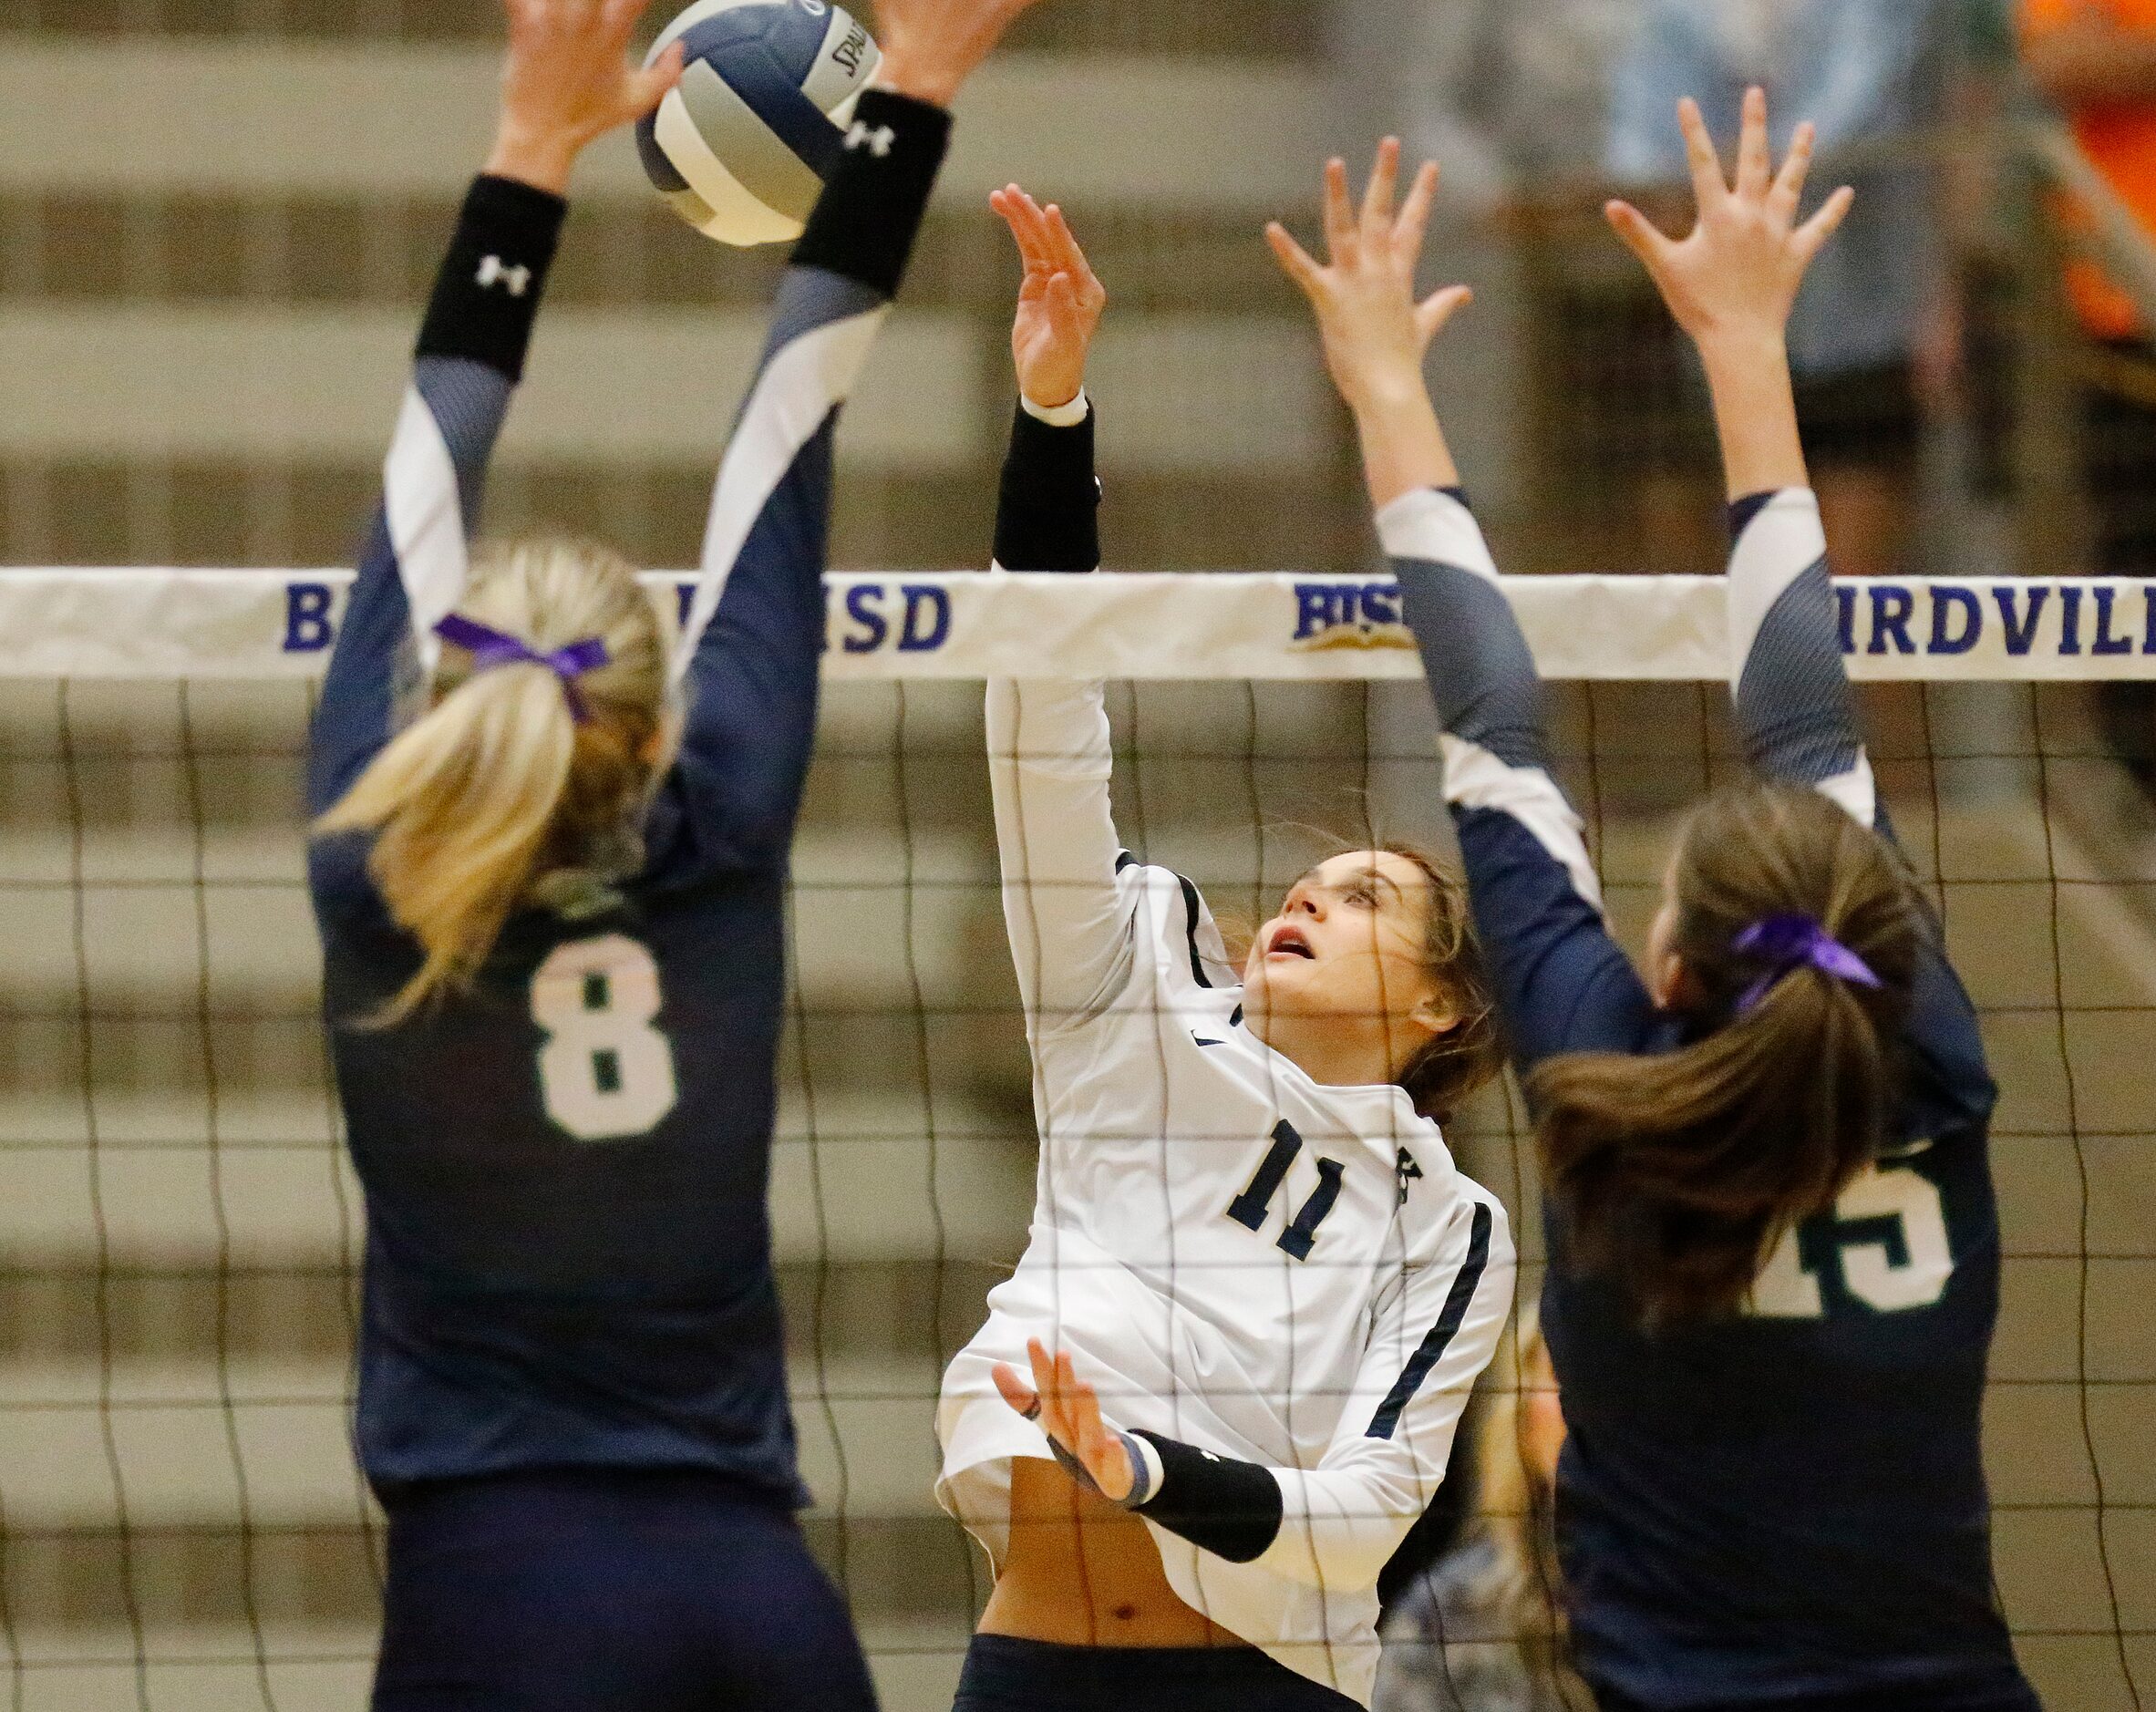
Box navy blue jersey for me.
[1387,487,2033,1707]
[306,97,950,1499]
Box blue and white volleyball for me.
[636,0,881,248]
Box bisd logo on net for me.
[1290,581,1415,652]
[282,578,957,658]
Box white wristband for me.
[1021,388,1090,428]
[1119,1429,1166,1509]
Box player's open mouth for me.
[1265,925,1316,960]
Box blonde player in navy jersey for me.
[1270,94,2041,1712]
[304,0,1038,1705]
[935,190,1518,1711]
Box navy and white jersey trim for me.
[1728,489,1876,823]
[306,107,951,1501]
[1366,1201,1495,1441]
[676,269,885,674]
[1388,480,2025,1706]
[308,174,551,821]
[946,410,1513,1705]
[1387,489,1545,773]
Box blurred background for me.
[1,1,2153,1709]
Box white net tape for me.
[2,571,2153,682]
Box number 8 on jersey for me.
[531,934,680,1142]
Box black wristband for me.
[995,400,1101,572]
[790,88,952,300]
[1129,1429,1283,1565]
[417,174,568,384]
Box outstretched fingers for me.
[1416,284,1474,342]
[1769,121,1818,224]
[1604,198,1675,281]
[991,185,1056,273]
[1792,182,1857,265]
[1360,138,1401,242]
[1043,203,1103,303]
[1322,157,1356,263]
[1394,160,1440,263]
[627,37,686,113]
[1266,221,1325,296]
[1059,1353,1110,1455]
[1676,98,1728,212]
[1734,85,1772,200]
[1026,1338,1072,1440]
[992,1359,1037,1416]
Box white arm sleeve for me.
[1254,1193,1514,1593]
[985,676,1141,1035]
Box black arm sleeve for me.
[789,88,952,299]
[995,400,1100,572]
[1129,1429,1284,1565]
[415,174,567,382]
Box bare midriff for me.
[977,1457,1245,1649]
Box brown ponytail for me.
[316,533,672,1022]
[1529,785,1919,1320]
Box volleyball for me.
[635,0,882,248]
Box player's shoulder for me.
[1119,857,1241,994]
[1396,1136,1510,1260]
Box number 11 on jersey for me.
[1227,1120,1346,1261]
[531,934,680,1143]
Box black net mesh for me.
[1,665,2150,1709]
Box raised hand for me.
[994,1338,1137,1503]
[991,186,1108,411]
[1604,88,1853,356]
[872,0,1045,108]
[1266,139,1471,414]
[487,0,686,195]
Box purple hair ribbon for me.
[1732,913,1883,1016]
[434,613,610,724]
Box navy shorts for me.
[371,1468,878,1712]
[953,1633,1359,1711]
[1591,1677,2044,1712]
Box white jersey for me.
[938,674,1515,1707]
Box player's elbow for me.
[1257,1471,1425,1593]
[1255,1519,1409,1594]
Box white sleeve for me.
[1249,1193,1513,1593]
[985,676,1141,1035]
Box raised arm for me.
[309,0,682,817]
[980,190,1140,1033]
[1612,89,1995,1109]
[1604,92,1873,818]
[1270,145,1653,1069]
[995,1182,1513,1594]
[658,0,1041,876]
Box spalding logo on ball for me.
[637,0,882,248]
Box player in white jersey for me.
[936,189,1518,1712]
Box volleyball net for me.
[0,569,2150,1712]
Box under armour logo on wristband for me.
[476,255,531,297]
[844,121,896,158]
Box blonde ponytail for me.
[317,534,673,1022]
